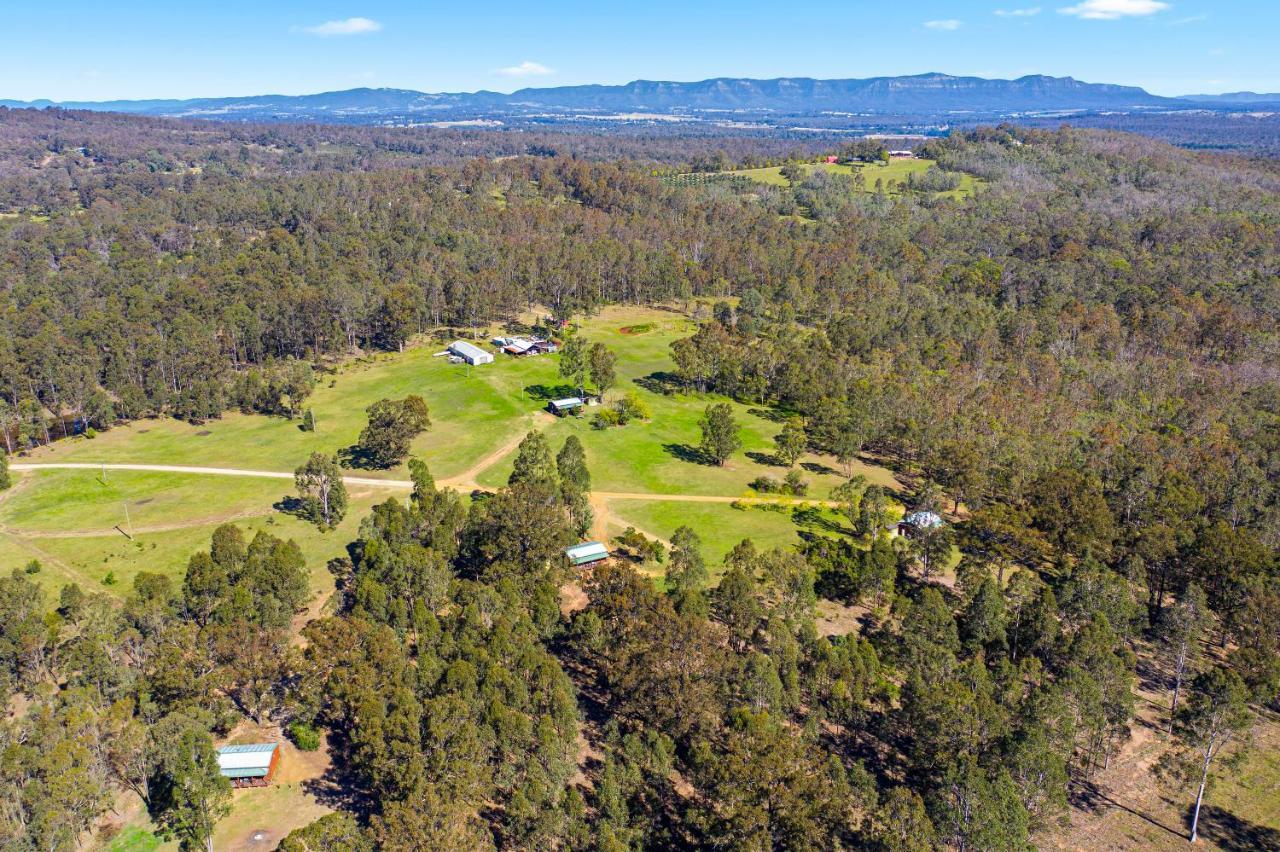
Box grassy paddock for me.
[8,305,899,601]
[723,159,979,199]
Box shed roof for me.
[449,340,490,360]
[550,397,584,409]
[902,511,943,529]
[217,743,277,777]
[566,541,609,564]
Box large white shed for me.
[448,340,494,365]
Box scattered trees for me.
[773,418,807,467]
[588,342,617,399]
[1168,668,1254,843]
[698,403,741,466]
[357,396,430,468]
[294,453,348,528]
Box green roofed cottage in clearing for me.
[565,541,609,566]
[216,743,281,787]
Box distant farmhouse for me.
[448,340,493,366]
[897,510,944,538]
[216,742,280,788]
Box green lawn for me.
[724,159,980,200]
[0,471,386,601]
[29,344,543,482]
[0,469,290,534]
[604,499,846,572]
[475,309,894,500]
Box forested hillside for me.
[0,111,1278,849]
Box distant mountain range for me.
[3,74,1277,125]
[1176,91,1280,106]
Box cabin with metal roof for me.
[566,541,609,566]
[548,397,584,416]
[448,340,494,366]
[897,510,944,537]
[216,743,281,788]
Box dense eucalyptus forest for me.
[0,107,1278,849]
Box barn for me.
[216,742,281,788]
[448,340,494,366]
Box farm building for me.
[889,150,916,159]
[448,340,494,366]
[216,743,281,788]
[566,541,609,566]
[897,510,944,537]
[502,337,558,356]
[548,397,584,416]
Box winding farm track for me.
[10,462,841,508]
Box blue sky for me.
[4,1,1275,101]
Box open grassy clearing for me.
[603,499,843,571]
[0,470,384,600]
[724,158,979,200]
[29,343,543,482]
[9,305,901,600]
[475,307,896,500]
[0,469,291,534]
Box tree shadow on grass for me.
[1186,805,1280,851]
[336,444,385,470]
[524,382,577,402]
[1069,779,1184,841]
[635,371,684,396]
[273,495,306,518]
[302,736,376,818]
[802,460,840,476]
[792,506,851,537]
[746,450,786,468]
[747,407,789,424]
[662,442,717,466]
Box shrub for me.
[289,721,321,751]
[23,560,40,575]
[784,469,809,496]
[615,392,651,424]
[592,408,622,429]
[750,475,781,493]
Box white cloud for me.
[924,19,963,30]
[1059,0,1168,19]
[995,7,1043,16]
[301,17,382,36]
[494,61,554,77]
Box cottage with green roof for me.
[216,742,281,788]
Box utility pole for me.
[122,501,133,539]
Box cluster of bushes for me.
[592,392,651,429]
[749,469,809,496]
[613,526,665,563]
